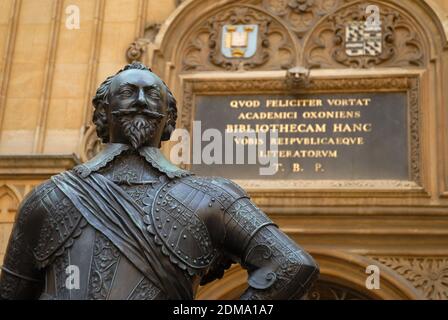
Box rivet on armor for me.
[177,250,181,254]
[163,233,167,237]
[159,195,163,198]
[177,208,181,212]
[156,208,159,212]
[158,224,162,229]
[163,188,167,192]
[193,260,197,263]
[185,256,189,260]
[171,243,174,247]
[208,203,212,207]
[157,201,161,205]
[183,235,187,239]
[166,218,170,222]
[155,216,159,220]
[211,198,215,202]
[173,225,177,230]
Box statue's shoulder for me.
[174,175,249,209]
[16,179,58,226]
[16,173,87,268]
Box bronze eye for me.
[120,89,134,98]
[145,88,161,100]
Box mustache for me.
[111,108,165,119]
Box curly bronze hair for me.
[92,62,177,143]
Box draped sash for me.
[51,170,192,300]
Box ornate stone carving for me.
[288,0,315,13]
[182,6,295,71]
[187,77,410,93]
[408,78,421,185]
[209,7,270,70]
[126,24,160,63]
[235,179,420,190]
[371,257,448,300]
[262,0,348,38]
[286,66,311,88]
[126,38,151,63]
[143,23,161,43]
[305,2,425,68]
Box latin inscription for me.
[193,93,408,180]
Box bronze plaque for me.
[191,92,408,180]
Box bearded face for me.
[106,69,168,148]
[119,113,161,149]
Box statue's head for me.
[92,62,177,149]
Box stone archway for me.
[139,0,447,83]
[196,249,423,300]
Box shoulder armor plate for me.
[33,184,87,268]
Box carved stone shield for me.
[345,21,382,57]
[221,24,258,58]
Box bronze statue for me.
[0,62,318,300]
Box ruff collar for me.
[74,143,192,179]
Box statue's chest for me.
[101,157,217,276]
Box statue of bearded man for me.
[0,62,319,300]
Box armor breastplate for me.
[36,181,165,300]
[101,153,218,277]
[145,179,217,275]
[38,151,234,299]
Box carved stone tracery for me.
[305,2,426,68]
[371,256,448,300]
[182,5,296,71]
[125,0,428,72]
[262,0,351,38]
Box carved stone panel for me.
[371,256,448,300]
[305,2,425,68]
[182,6,296,71]
[262,0,351,38]
[130,0,429,71]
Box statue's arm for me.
[222,196,319,300]
[0,184,49,299]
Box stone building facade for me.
[1,0,448,299]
